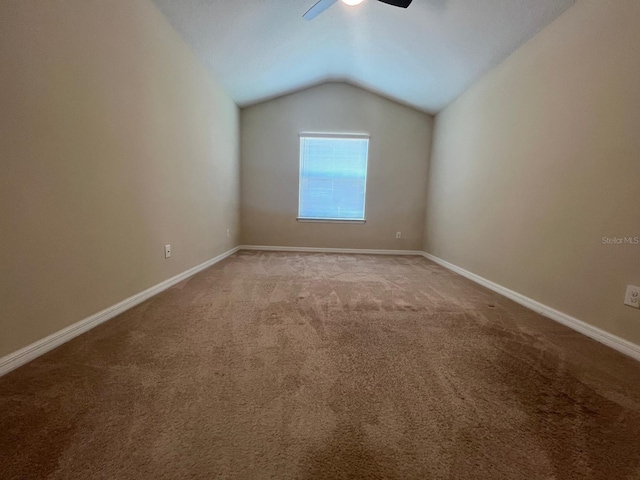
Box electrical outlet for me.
[396,232,402,239]
[624,285,640,309]
[165,245,171,259]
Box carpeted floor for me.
[1,252,640,479]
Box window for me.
[298,134,369,222]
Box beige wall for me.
[0,0,240,357]
[424,0,640,345]
[241,83,433,250]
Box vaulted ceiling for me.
[153,0,575,113]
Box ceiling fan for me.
[303,0,413,20]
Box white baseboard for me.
[3,246,636,376]
[0,247,240,377]
[422,252,640,362]
[239,245,424,256]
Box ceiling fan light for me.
[341,0,365,6]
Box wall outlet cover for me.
[624,285,640,309]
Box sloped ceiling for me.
[153,0,575,113]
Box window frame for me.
[297,132,370,224]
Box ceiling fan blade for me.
[377,0,413,7]
[303,0,338,20]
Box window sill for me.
[296,218,366,224]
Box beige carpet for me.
[1,251,640,479]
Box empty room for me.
[1,0,640,478]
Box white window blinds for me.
[298,134,369,221]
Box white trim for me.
[0,247,240,377]
[239,245,423,256]
[4,245,636,377]
[296,218,366,224]
[422,252,640,362]
[299,132,370,139]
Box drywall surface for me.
[0,0,240,357]
[424,0,640,344]
[241,82,432,250]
